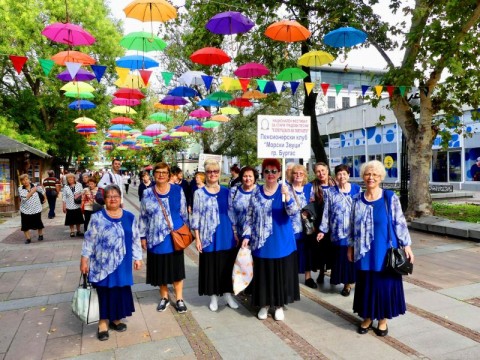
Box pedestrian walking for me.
[18,174,45,244]
[42,170,61,219]
[63,173,84,238]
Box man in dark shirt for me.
[42,170,61,219]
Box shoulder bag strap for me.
[154,190,173,231]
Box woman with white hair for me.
[348,160,414,337]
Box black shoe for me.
[316,273,324,285]
[76,231,84,237]
[341,286,351,297]
[109,322,127,332]
[375,325,388,337]
[97,329,109,341]
[38,235,44,241]
[357,321,373,335]
[24,239,31,244]
[305,278,318,289]
[176,299,187,314]
[70,232,75,237]
[157,297,170,312]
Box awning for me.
[0,135,51,158]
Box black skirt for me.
[20,212,44,232]
[304,233,333,272]
[146,250,185,286]
[198,247,238,296]
[330,244,356,285]
[64,208,84,226]
[95,285,135,322]
[251,251,300,308]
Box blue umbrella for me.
[68,100,96,110]
[184,119,202,126]
[323,26,367,48]
[197,98,220,107]
[115,55,159,70]
[168,86,199,97]
[109,124,132,131]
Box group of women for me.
[78,158,413,341]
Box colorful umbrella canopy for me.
[154,103,180,111]
[168,86,199,97]
[202,120,221,128]
[265,20,311,42]
[64,91,94,99]
[193,126,207,132]
[178,70,206,86]
[197,98,220,107]
[114,74,146,89]
[137,135,153,143]
[113,88,145,99]
[219,78,242,91]
[229,98,253,107]
[68,100,96,110]
[146,123,167,131]
[110,106,137,114]
[169,131,189,137]
[116,55,159,70]
[276,67,309,81]
[111,117,135,124]
[61,81,95,93]
[123,0,177,22]
[205,11,254,35]
[190,47,231,66]
[189,109,211,118]
[73,116,96,125]
[57,68,95,82]
[211,114,230,122]
[207,91,233,101]
[176,126,194,133]
[234,62,270,78]
[220,106,240,115]
[112,98,141,106]
[297,50,335,67]
[109,124,132,131]
[149,113,172,121]
[75,124,97,129]
[42,22,95,46]
[51,51,96,66]
[160,95,188,106]
[184,119,202,126]
[323,26,367,48]
[242,89,267,99]
[120,31,167,52]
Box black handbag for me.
[384,192,413,275]
[301,203,317,235]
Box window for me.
[342,97,350,109]
[327,96,336,109]
[432,151,447,182]
[449,151,461,182]
[341,156,353,176]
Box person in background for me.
[80,184,143,341]
[171,166,192,212]
[98,159,123,204]
[122,173,131,195]
[318,164,361,296]
[60,167,68,187]
[470,156,480,181]
[63,173,84,238]
[284,162,295,185]
[348,160,414,336]
[228,164,241,188]
[194,172,205,189]
[191,159,239,312]
[138,171,155,202]
[43,170,61,219]
[242,159,300,321]
[80,173,89,189]
[19,174,45,244]
[81,177,102,232]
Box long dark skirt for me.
[353,270,406,320]
[296,236,307,274]
[21,212,44,232]
[251,251,300,308]
[304,233,333,272]
[64,208,84,226]
[198,247,238,296]
[330,244,356,285]
[146,250,185,286]
[95,285,135,322]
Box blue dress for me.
[290,183,312,273]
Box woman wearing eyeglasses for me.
[191,159,239,312]
[138,163,189,315]
[242,158,300,321]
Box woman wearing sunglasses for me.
[242,158,300,321]
[191,159,239,312]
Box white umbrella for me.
[178,70,206,86]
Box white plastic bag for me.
[72,274,99,324]
[232,247,253,295]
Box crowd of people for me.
[18,157,414,341]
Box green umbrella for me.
[276,67,308,81]
[149,112,172,121]
[120,31,167,52]
[207,91,233,101]
[64,91,94,99]
[202,120,221,128]
[137,135,153,143]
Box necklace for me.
[106,209,122,218]
[264,184,277,194]
[155,184,169,195]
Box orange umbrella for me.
[123,0,177,22]
[51,50,96,65]
[242,89,267,99]
[265,20,310,42]
[211,114,230,122]
[154,103,180,111]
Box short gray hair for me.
[104,184,121,197]
[360,160,386,181]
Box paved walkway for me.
[1,187,480,359]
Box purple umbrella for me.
[57,68,96,82]
[205,11,254,35]
[160,95,188,106]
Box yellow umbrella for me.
[242,89,267,99]
[114,74,146,89]
[211,114,230,122]
[73,117,96,125]
[219,78,242,91]
[123,0,177,22]
[220,106,240,115]
[61,81,95,92]
[297,50,335,67]
[110,106,137,114]
[170,131,189,137]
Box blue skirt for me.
[95,285,134,322]
[330,244,356,285]
[353,270,406,320]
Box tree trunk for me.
[303,92,327,164]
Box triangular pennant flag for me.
[257,79,268,92]
[90,65,107,82]
[290,81,300,95]
[273,80,284,94]
[239,78,250,92]
[139,70,152,86]
[221,76,233,91]
[335,84,343,95]
[305,82,314,96]
[65,62,82,79]
[386,85,395,98]
[320,83,330,96]
[115,67,130,84]
[161,71,174,86]
[374,85,383,97]
[361,85,370,97]
[201,75,214,90]
[9,55,28,74]
[39,59,55,76]
[398,85,407,97]
[347,84,355,94]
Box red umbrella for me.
[42,22,96,46]
[176,126,194,133]
[234,62,270,78]
[229,98,253,107]
[190,47,231,66]
[111,117,135,124]
[112,98,141,106]
[265,20,311,42]
[113,88,145,100]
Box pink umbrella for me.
[189,109,211,118]
[234,62,270,78]
[42,22,96,46]
[112,98,141,106]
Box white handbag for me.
[72,274,99,324]
[232,247,253,295]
